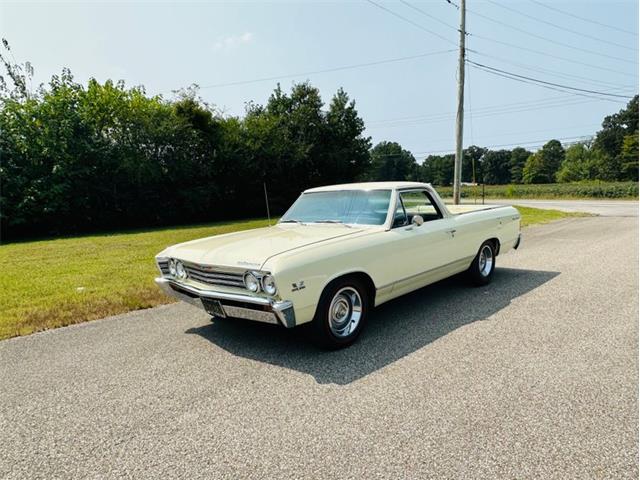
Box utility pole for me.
[453,0,466,205]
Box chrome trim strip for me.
[181,260,247,275]
[222,305,279,325]
[376,255,476,291]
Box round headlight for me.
[244,272,260,292]
[175,261,186,279]
[169,259,177,276]
[261,274,277,295]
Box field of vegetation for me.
[0,207,589,340]
[437,181,638,199]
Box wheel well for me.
[487,237,501,256]
[322,272,377,307]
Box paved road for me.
[469,198,638,217]
[1,216,637,479]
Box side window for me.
[399,190,443,224]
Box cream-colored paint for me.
[156,182,520,325]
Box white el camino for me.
[155,182,521,348]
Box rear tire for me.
[467,241,496,286]
[310,276,370,350]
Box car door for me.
[384,189,459,297]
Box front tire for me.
[310,277,370,350]
[467,241,496,286]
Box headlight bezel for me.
[243,271,261,292]
[175,260,186,279]
[261,274,277,295]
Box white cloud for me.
[213,32,254,51]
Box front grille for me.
[183,264,245,288]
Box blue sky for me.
[2,1,638,159]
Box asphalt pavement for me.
[1,211,637,478]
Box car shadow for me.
[186,267,559,385]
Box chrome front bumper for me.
[155,277,296,328]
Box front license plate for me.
[202,298,226,318]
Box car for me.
[155,182,522,349]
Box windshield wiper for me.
[280,219,305,224]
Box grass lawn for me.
[516,206,591,227]
[0,207,589,340]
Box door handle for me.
[446,229,456,237]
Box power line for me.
[367,0,636,78]
[444,0,459,9]
[368,95,589,124]
[365,0,457,46]
[470,33,637,78]
[486,0,637,52]
[366,95,631,129]
[369,86,634,124]
[370,97,631,129]
[466,7,636,65]
[467,49,636,90]
[197,49,455,89]
[467,60,633,99]
[367,95,596,125]
[470,65,626,102]
[399,1,459,32]
[529,0,638,37]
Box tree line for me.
[365,95,638,187]
[0,42,637,240]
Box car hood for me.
[159,224,365,269]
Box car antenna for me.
[263,181,272,226]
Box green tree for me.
[592,95,638,181]
[481,149,512,184]
[522,140,565,184]
[462,145,487,183]
[593,95,638,159]
[418,146,485,186]
[0,38,33,99]
[365,141,418,181]
[522,154,545,184]
[556,143,601,182]
[420,154,454,185]
[323,88,371,185]
[510,147,531,184]
[620,132,639,180]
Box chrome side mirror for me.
[412,215,424,227]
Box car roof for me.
[304,181,432,193]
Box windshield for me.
[280,190,391,226]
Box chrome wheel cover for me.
[328,287,362,338]
[479,245,494,277]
